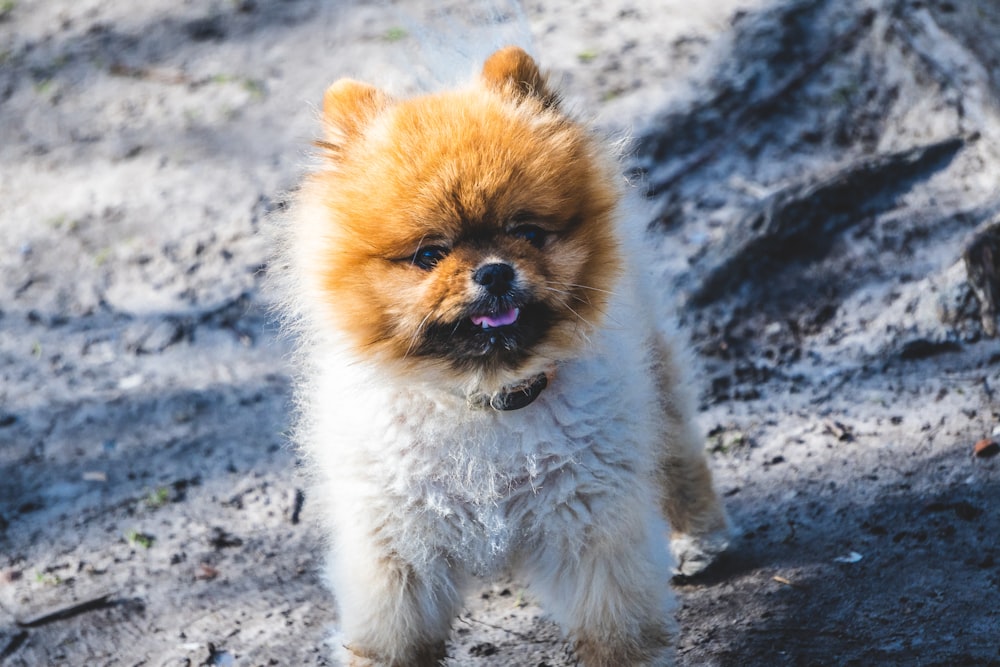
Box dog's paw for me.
[670,527,731,577]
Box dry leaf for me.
[973,439,999,458]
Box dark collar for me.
[468,371,549,411]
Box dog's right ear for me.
[481,46,559,109]
[320,79,390,152]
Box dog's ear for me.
[481,46,559,109]
[319,79,390,152]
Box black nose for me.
[473,262,515,296]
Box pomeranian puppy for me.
[276,46,730,666]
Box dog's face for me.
[297,47,622,391]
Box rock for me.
[963,221,1000,336]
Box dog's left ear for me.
[481,46,559,108]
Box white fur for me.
[280,215,689,664]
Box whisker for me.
[544,281,627,329]
[541,285,578,299]
[547,280,617,296]
[408,234,429,267]
[544,286,624,330]
[403,311,435,359]
[361,334,392,349]
[553,296,594,328]
[541,285,597,309]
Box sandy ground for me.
[2,0,1000,665]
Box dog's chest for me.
[413,412,582,574]
[390,384,646,575]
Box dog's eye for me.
[412,245,449,270]
[510,225,547,249]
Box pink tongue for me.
[471,307,520,328]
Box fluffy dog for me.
[276,46,730,667]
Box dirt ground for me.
[2,0,999,665]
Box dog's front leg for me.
[326,528,460,667]
[523,504,678,667]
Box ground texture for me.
[2,1,999,665]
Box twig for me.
[0,631,28,661]
[456,614,553,644]
[109,63,190,85]
[15,593,115,628]
[290,487,306,525]
[772,574,808,589]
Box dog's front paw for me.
[670,526,731,577]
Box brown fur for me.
[298,48,620,390]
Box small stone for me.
[469,642,498,657]
[2,568,23,583]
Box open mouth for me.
[416,300,549,368]
[470,307,520,329]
